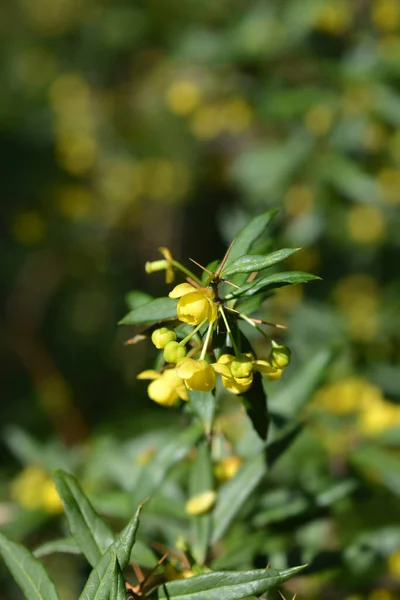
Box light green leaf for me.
[0,532,59,600]
[156,565,306,600]
[224,209,279,266]
[119,297,177,325]
[125,290,153,310]
[53,470,115,568]
[34,537,81,558]
[221,248,299,277]
[226,271,320,300]
[79,550,118,600]
[211,453,266,544]
[188,390,216,435]
[190,441,214,565]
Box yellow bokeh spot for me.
[371,0,400,32]
[388,548,400,578]
[304,104,334,136]
[341,85,372,115]
[220,98,253,134]
[191,103,224,140]
[285,185,315,216]
[12,211,46,245]
[363,123,387,152]
[11,466,63,514]
[185,490,217,515]
[379,33,400,59]
[313,376,382,416]
[333,274,380,342]
[57,185,93,219]
[358,396,400,436]
[389,129,400,163]
[50,74,91,116]
[347,205,386,244]
[18,0,82,35]
[166,80,201,116]
[315,2,352,35]
[286,248,320,273]
[214,456,243,482]
[378,168,400,204]
[37,375,71,416]
[369,589,394,600]
[56,133,97,175]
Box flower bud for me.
[231,355,253,379]
[151,327,176,349]
[269,344,291,369]
[163,341,187,364]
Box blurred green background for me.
[1,0,400,598]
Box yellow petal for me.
[212,362,232,378]
[185,490,217,515]
[158,246,173,261]
[148,378,179,406]
[169,283,196,298]
[176,358,199,379]
[137,370,161,380]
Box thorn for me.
[222,279,241,289]
[185,276,201,288]
[278,590,287,600]
[215,238,236,278]
[189,258,215,276]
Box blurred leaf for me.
[132,424,203,507]
[269,349,333,420]
[241,372,269,441]
[125,290,153,311]
[211,453,266,544]
[221,248,299,277]
[224,209,279,267]
[155,565,306,600]
[3,427,44,466]
[53,470,115,568]
[34,537,81,558]
[350,444,400,495]
[190,441,214,565]
[119,297,177,325]
[188,390,216,435]
[324,155,380,204]
[0,532,59,600]
[226,271,319,299]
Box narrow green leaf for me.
[119,297,177,325]
[211,453,266,544]
[221,248,299,277]
[125,290,153,311]
[224,209,280,266]
[188,390,216,435]
[225,271,320,300]
[131,424,203,507]
[53,470,115,568]
[34,537,81,558]
[113,503,143,569]
[79,550,118,600]
[156,565,306,600]
[0,532,59,600]
[268,349,332,420]
[190,441,214,565]
[241,372,269,441]
[110,561,127,600]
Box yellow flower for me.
[253,359,283,380]
[176,358,216,392]
[212,354,253,395]
[137,369,188,406]
[169,283,217,325]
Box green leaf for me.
[110,561,127,600]
[132,424,203,507]
[241,372,269,441]
[119,297,177,325]
[350,444,400,495]
[113,503,143,569]
[269,349,332,420]
[53,470,115,568]
[224,209,279,267]
[225,271,319,300]
[188,390,216,436]
[0,532,59,600]
[221,248,299,277]
[34,537,81,558]
[125,290,153,311]
[79,550,119,600]
[156,565,306,600]
[190,441,214,565]
[211,453,266,544]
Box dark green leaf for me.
[119,297,177,325]
[125,290,153,311]
[221,248,299,277]
[224,209,279,267]
[241,372,269,441]
[110,561,127,600]
[53,470,115,568]
[225,271,320,300]
[79,550,118,600]
[211,453,266,544]
[190,441,214,565]
[156,565,306,600]
[113,503,143,569]
[0,532,59,600]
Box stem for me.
[171,260,203,286]
[179,319,207,346]
[200,321,213,360]
[236,311,272,343]
[218,306,240,357]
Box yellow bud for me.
[163,341,187,364]
[231,355,253,379]
[151,327,176,349]
[185,490,217,515]
[145,259,168,274]
[214,456,243,481]
[269,344,291,369]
